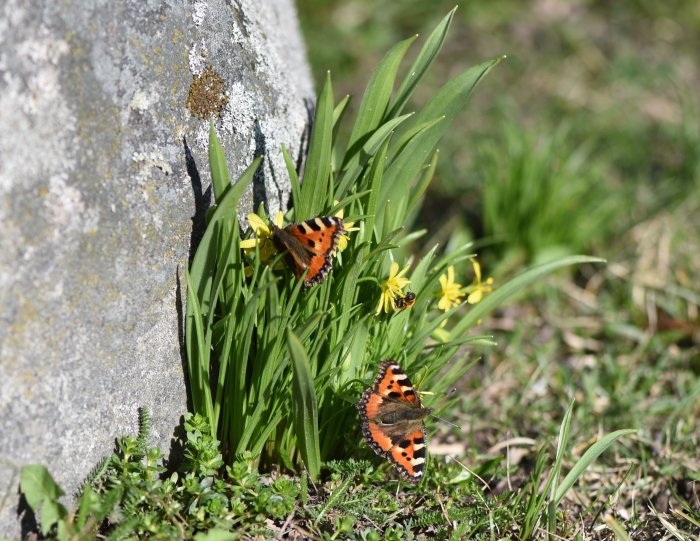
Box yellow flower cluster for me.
[437,258,494,312]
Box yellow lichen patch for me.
[186,65,228,119]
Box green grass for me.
[477,116,621,276]
[18,407,640,540]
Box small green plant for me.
[184,8,604,483]
[18,409,302,539]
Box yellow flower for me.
[375,261,411,315]
[437,265,464,311]
[333,200,360,252]
[240,211,283,263]
[464,258,494,304]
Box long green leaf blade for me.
[548,400,575,534]
[405,148,439,217]
[381,58,502,209]
[287,329,321,480]
[299,71,334,219]
[362,137,391,247]
[282,144,301,215]
[209,122,230,202]
[347,35,418,151]
[337,112,413,198]
[554,429,638,504]
[388,7,457,118]
[452,256,606,335]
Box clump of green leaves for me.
[184,8,604,484]
[19,409,301,540]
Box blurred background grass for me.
[298,0,700,273]
[297,0,700,530]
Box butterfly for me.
[270,217,346,287]
[394,291,416,311]
[355,360,432,483]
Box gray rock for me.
[0,0,314,536]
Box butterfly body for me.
[356,360,432,483]
[271,216,345,287]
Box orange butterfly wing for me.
[356,360,431,483]
[387,428,427,481]
[272,217,345,287]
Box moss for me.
[186,65,228,119]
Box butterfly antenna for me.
[427,413,463,431]
[423,387,461,429]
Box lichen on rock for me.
[186,65,228,119]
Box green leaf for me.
[287,329,321,480]
[387,7,457,118]
[347,34,418,151]
[333,94,352,128]
[362,137,391,245]
[337,112,413,198]
[40,500,67,537]
[554,428,638,504]
[314,476,353,526]
[75,486,101,530]
[20,465,67,535]
[299,71,334,219]
[20,465,64,513]
[209,122,231,202]
[552,400,574,491]
[603,516,633,541]
[451,255,606,335]
[389,114,444,159]
[331,95,352,173]
[381,58,502,211]
[548,400,575,534]
[282,144,301,217]
[194,529,238,541]
[405,148,439,217]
